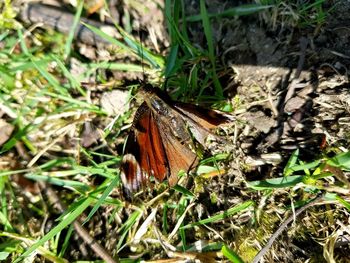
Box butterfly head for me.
[138,83,155,96]
[138,84,171,116]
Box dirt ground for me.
[2,0,350,262]
[182,1,350,262]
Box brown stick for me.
[19,3,120,46]
[252,195,324,263]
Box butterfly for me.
[120,84,233,196]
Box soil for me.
[180,1,350,261]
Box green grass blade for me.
[165,0,175,41]
[164,44,179,78]
[165,9,200,57]
[0,124,36,154]
[64,0,84,59]
[283,149,299,176]
[200,0,222,97]
[13,197,93,263]
[87,61,145,72]
[181,201,253,229]
[285,160,322,174]
[51,54,85,95]
[82,22,130,50]
[115,25,164,69]
[58,224,74,257]
[42,91,104,114]
[0,252,10,261]
[335,195,350,211]
[222,245,244,263]
[0,31,9,41]
[0,232,69,263]
[72,165,117,179]
[172,185,194,197]
[24,173,91,192]
[187,4,274,22]
[83,173,121,224]
[299,0,325,13]
[327,151,350,170]
[17,29,70,97]
[9,59,51,72]
[247,175,304,190]
[117,210,142,250]
[82,22,164,69]
[0,211,14,232]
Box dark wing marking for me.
[174,102,234,144]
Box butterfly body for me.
[121,84,233,196]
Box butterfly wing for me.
[174,102,234,145]
[174,102,233,127]
[121,102,169,194]
[155,114,198,187]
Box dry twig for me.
[252,195,324,263]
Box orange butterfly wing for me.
[121,103,168,194]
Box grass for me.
[0,0,349,262]
[256,0,329,30]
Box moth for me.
[120,84,233,195]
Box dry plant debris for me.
[0,0,350,262]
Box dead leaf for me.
[81,122,101,148]
[0,119,14,146]
[100,89,129,116]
